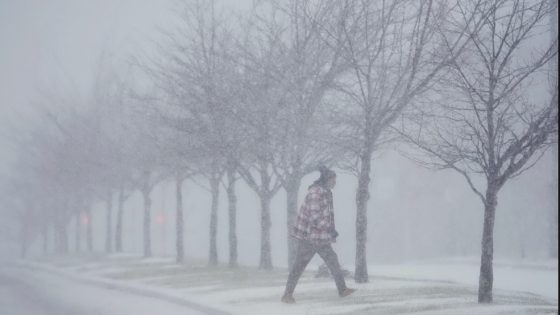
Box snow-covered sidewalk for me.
[7,255,558,315]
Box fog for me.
[10,150,554,264]
[0,0,557,314]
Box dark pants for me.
[284,239,347,296]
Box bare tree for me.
[91,59,138,255]
[29,114,80,255]
[249,0,349,269]
[2,54,137,258]
[130,122,167,258]
[1,174,46,258]
[154,116,202,263]
[118,85,169,258]
[231,8,292,270]
[148,0,246,266]
[331,0,487,283]
[400,0,558,302]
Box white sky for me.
[0,0,173,164]
[0,0,256,173]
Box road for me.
[0,265,217,315]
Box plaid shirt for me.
[292,184,336,244]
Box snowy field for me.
[3,255,557,315]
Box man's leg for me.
[284,240,316,297]
[316,244,347,295]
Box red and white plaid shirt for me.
[292,184,336,244]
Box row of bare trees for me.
[2,0,556,304]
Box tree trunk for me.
[54,215,61,254]
[115,186,126,253]
[478,184,498,303]
[61,223,69,254]
[208,176,220,266]
[20,223,28,259]
[56,220,69,254]
[549,144,558,258]
[54,224,60,254]
[355,152,372,283]
[42,225,48,255]
[75,213,81,252]
[86,207,93,252]
[259,194,273,270]
[175,176,185,263]
[285,176,301,269]
[549,201,558,259]
[20,242,27,259]
[53,212,68,255]
[226,166,238,268]
[143,189,152,258]
[105,192,113,253]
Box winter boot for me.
[339,288,356,298]
[281,294,296,304]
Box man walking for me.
[282,166,356,303]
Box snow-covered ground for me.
[367,257,557,300]
[5,255,558,315]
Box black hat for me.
[318,165,336,180]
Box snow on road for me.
[0,265,213,315]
